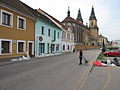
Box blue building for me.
[35,9,62,57]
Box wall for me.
[0,6,35,58]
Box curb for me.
[0,52,76,67]
[78,53,99,90]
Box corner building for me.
[0,0,35,58]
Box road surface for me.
[0,50,100,90]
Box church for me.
[62,6,99,46]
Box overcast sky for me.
[21,0,120,41]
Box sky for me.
[21,0,120,41]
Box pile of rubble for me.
[93,57,120,67]
[11,54,30,61]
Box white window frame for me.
[17,40,26,53]
[0,9,13,28]
[0,39,12,55]
[27,41,34,55]
[17,16,26,30]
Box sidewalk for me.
[0,51,75,66]
[77,50,101,89]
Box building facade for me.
[35,9,62,57]
[98,34,109,47]
[0,0,35,58]
[111,40,120,47]
[62,7,99,47]
[62,26,74,52]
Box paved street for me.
[0,49,100,90]
[80,61,120,90]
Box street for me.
[0,50,100,90]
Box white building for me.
[112,40,120,47]
[62,26,75,52]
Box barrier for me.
[75,45,100,50]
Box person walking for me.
[79,50,83,65]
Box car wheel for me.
[106,54,109,57]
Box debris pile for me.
[93,57,120,67]
[11,54,30,61]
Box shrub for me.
[97,52,105,60]
[107,47,119,50]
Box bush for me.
[97,52,105,60]
[107,47,119,50]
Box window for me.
[58,32,59,39]
[67,33,70,40]
[63,45,65,51]
[0,39,12,55]
[91,21,94,26]
[1,10,13,27]
[51,44,55,53]
[17,16,26,30]
[68,45,70,50]
[17,40,26,53]
[42,26,44,35]
[56,44,59,51]
[39,43,45,55]
[48,29,50,36]
[47,43,49,54]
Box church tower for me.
[76,8,83,24]
[89,6,99,39]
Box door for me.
[29,43,33,57]
[39,43,45,55]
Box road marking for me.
[100,67,111,90]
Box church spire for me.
[89,6,96,20]
[67,7,70,17]
[76,8,83,23]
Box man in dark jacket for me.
[79,50,83,65]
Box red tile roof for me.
[62,17,78,24]
[62,16,89,29]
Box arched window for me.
[68,45,70,50]
[63,45,65,51]
[91,21,94,26]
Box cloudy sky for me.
[21,0,120,41]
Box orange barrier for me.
[75,45,100,50]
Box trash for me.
[11,59,18,61]
[107,59,111,66]
[93,58,119,67]
[83,57,89,64]
[93,60,102,66]
[110,63,116,67]
[11,53,30,61]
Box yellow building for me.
[98,34,108,47]
[0,0,35,58]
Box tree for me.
[102,39,106,52]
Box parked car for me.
[104,50,120,57]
